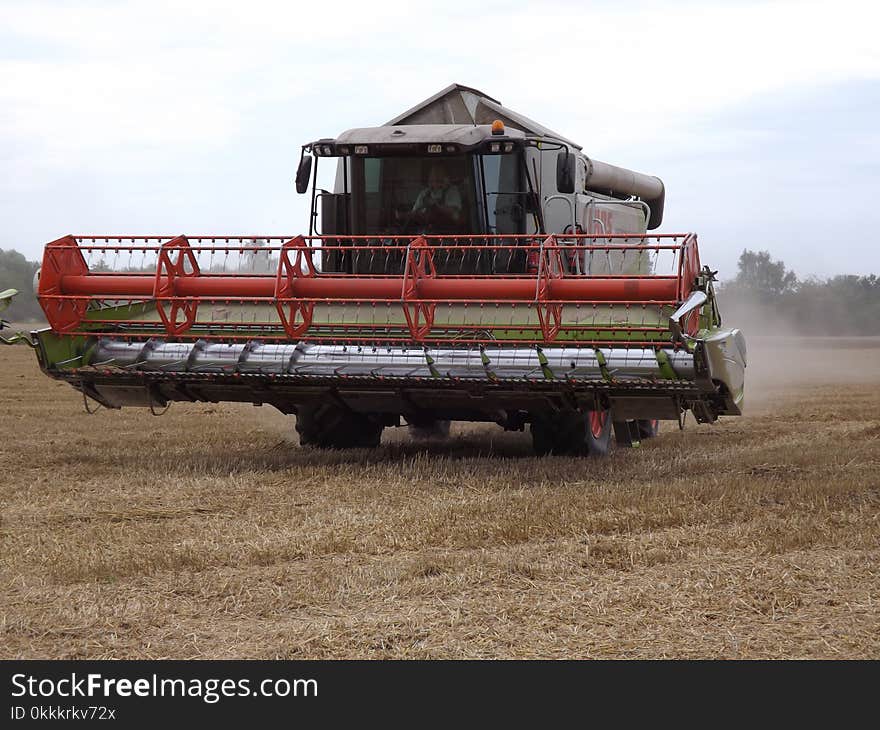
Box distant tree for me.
[785,274,880,335]
[718,250,880,336]
[733,249,798,301]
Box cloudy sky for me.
[2,0,878,280]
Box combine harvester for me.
[21,85,746,455]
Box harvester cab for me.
[20,84,746,455]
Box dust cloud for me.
[729,298,880,414]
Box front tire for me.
[530,409,612,457]
[637,419,660,439]
[530,418,555,456]
[583,410,613,456]
[295,404,383,449]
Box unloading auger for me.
[21,84,746,455]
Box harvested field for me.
[0,336,878,658]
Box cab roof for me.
[333,123,526,147]
[383,83,581,150]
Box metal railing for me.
[37,233,701,346]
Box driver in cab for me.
[401,165,463,229]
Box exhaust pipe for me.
[584,158,665,229]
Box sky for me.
[1,0,879,280]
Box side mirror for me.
[295,155,313,195]
[556,150,576,194]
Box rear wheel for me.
[295,404,383,449]
[530,409,612,457]
[407,418,451,441]
[637,419,660,439]
[613,419,660,447]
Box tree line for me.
[717,250,880,336]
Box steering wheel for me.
[397,207,434,236]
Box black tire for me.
[295,403,383,449]
[407,418,451,441]
[637,419,660,439]
[530,418,555,456]
[582,409,613,456]
[613,420,638,448]
[530,409,613,457]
